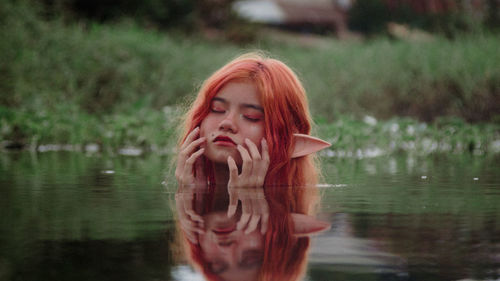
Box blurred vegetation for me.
[348,0,500,37]
[0,0,499,153]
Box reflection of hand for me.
[175,192,204,244]
[227,138,270,235]
[175,127,206,187]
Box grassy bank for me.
[2,104,499,156]
[1,1,499,155]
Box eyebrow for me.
[212,97,264,112]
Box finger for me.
[183,229,199,244]
[260,213,269,234]
[185,207,204,224]
[180,219,205,234]
[194,155,206,183]
[254,138,270,187]
[261,138,270,163]
[175,192,189,214]
[182,192,204,223]
[227,156,239,184]
[237,144,252,178]
[177,136,205,181]
[245,138,261,160]
[237,194,252,230]
[182,136,206,157]
[182,148,205,183]
[180,193,202,223]
[245,215,260,235]
[244,139,261,187]
[255,192,269,234]
[227,156,239,218]
[181,127,200,150]
[178,210,205,235]
[237,212,251,231]
[227,190,238,218]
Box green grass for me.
[1,0,499,154]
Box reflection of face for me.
[200,82,265,165]
[199,212,264,281]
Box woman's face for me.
[199,211,264,281]
[200,82,265,165]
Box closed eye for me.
[243,115,262,122]
[240,250,263,268]
[209,260,228,274]
[210,108,225,113]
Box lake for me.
[0,151,499,281]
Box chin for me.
[205,148,242,165]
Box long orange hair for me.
[178,52,320,280]
[179,52,319,212]
[179,187,317,281]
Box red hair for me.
[180,52,319,211]
[178,52,320,280]
[178,188,317,281]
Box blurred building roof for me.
[233,0,351,28]
[233,0,285,24]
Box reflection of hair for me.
[178,52,320,280]
[180,188,314,281]
[258,194,311,281]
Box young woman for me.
[174,52,330,280]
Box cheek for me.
[199,120,211,138]
[199,234,216,253]
[199,116,219,138]
[245,124,265,141]
[242,233,264,248]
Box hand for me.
[175,191,204,244]
[175,127,206,187]
[227,138,270,235]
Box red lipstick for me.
[213,225,236,235]
[214,136,236,146]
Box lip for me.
[213,135,236,146]
[212,225,236,235]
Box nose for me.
[217,240,238,263]
[218,113,238,133]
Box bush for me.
[348,0,495,37]
[41,0,197,29]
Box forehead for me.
[214,82,261,104]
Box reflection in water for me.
[175,186,330,281]
[1,152,499,281]
[308,213,409,280]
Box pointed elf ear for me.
[291,213,331,237]
[292,134,331,158]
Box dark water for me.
[0,152,499,281]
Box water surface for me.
[0,152,498,281]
